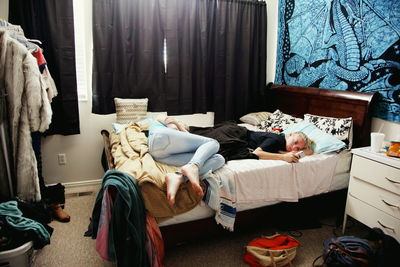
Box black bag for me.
[365,228,400,267]
[313,236,373,266]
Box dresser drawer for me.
[348,177,400,220]
[351,156,400,195]
[346,195,400,242]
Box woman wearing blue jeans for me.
[148,115,225,205]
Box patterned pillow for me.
[304,114,353,148]
[114,98,148,123]
[239,112,272,126]
[258,110,302,132]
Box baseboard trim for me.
[61,179,102,196]
[63,179,102,188]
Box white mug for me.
[370,132,385,153]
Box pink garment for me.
[95,187,114,260]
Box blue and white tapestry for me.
[275,0,400,122]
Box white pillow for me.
[283,120,346,154]
[304,114,353,148]
[258,110,302,132]
[239,112,272,126]
[114,98,148,124]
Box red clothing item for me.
[244,234,300,267]
[146,214,165,267]
[32,49,47,72]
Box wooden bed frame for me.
[101,84,378,248]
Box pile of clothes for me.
[0,200,52,251]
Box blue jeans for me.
[148,126,225,176]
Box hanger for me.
[0,20,42,53]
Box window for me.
[163,37,167,73]
[72,0,89,101]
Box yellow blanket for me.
[110,123,204,222]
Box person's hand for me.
[282,151,299,163]
[164,116,177,125]
[177,122,189,132]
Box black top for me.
[189,121,258,161]
[247,131,286,153]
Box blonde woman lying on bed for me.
[147,115,225,206]
[248,131,314,163]
[189,122,314,163]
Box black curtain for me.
[162,0,215,115]
[207,0,267,122]
[92,0,266,120]
[9,0,80,135]
[92,0,165,114]
[164,0,266,121]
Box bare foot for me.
[181,163,203,197]
[165,172,184,206]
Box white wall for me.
[0,0,8,20]
[3,0,400,185]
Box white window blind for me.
[72,0,88,101]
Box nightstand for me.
[343,147,400,242]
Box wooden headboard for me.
[265,84,378,148]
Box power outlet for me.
[58,153,67,165]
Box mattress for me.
[159,149,351,227]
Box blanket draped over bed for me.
[203,167,237,231]
[109,123,205,222]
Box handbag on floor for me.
[243,233,300,267]
[313,235,373,267]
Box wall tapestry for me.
[275,0,400,122]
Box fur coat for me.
[0,30,52,202]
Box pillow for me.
[283,120,346,154]
[258,110,302,132]
[240,112,272,126]
[112,123,128,134]
[304,114,353,148]
[114,98,148,123]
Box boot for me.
[50,204,71,222]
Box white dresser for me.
[343,147,400,242]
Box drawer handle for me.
[377,220,395,233]
[381,199,400,209]
[385,177,400,184]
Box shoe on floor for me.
[50,204,71,222]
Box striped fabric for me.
[203,167,237,231]
[114,98,148,124]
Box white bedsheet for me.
[226,153,339,203]
[159,151,351,227]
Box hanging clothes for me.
[0,20,58,102]
[0,29,53,202]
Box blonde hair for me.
[294,132,314,151]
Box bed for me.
[100,84,378,248]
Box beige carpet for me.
[31,191,369,267]
[32,192,114,267]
